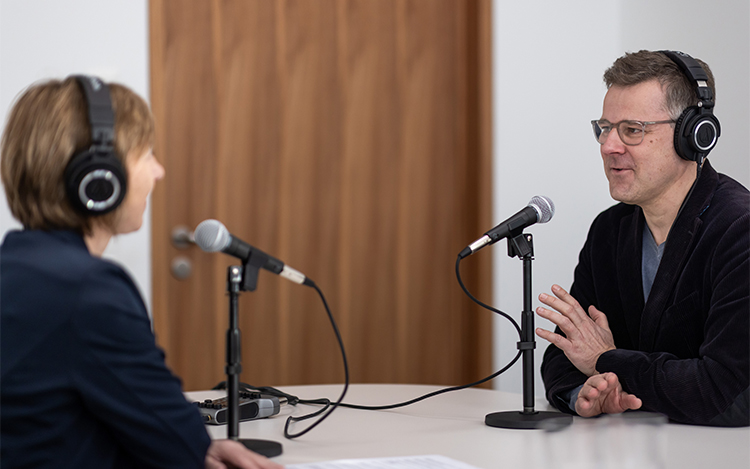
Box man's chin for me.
[608,188,633,205]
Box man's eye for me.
[624,125,643,135]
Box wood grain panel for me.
[150,0,492,392]
[151,0,226,390]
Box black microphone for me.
[459,195,555,259]
[194,219,313,287]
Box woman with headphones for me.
[0,76,281,469]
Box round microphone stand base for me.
[234,438,283,457]
[485,410,573,430]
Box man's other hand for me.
[576,372,642,417]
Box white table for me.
[186,384,750,468]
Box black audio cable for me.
[333,256,523,412]
[213,281,349,439]
[324,256,521,410]
[226,254,523,417]
[281,281,349,439]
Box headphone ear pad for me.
[673,107,698,162]
[673,106,721,163]
[65,149,127,215]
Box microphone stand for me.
[484,232,573,430]
[224,263,282,457]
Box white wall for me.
[0,0,152,307]
[1,0,748,397]
[491,0,750,397]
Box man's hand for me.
[205,440,283,469]
[535,284,616,376]
[575,372,642,417]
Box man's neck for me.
[641,166,699,246]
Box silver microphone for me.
[194,219,311,286]
[460,195,555,258]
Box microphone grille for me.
[194,219,231,252]
[528,195,555,224]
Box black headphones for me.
[64,75,127,215]
[660,50,721,164]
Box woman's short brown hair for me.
[1,76,155,234]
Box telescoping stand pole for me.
[225,265,282,457]
[484,233,573,430]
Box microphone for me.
[194,219,313,287]
[459,195,555,259]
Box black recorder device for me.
[195,392,281,425]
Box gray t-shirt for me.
[642,224,666,302]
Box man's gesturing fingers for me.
[535,285,617,376]
[588,304,610,329]
[538,284,589,327]
[534,326,572,350]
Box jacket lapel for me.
[638,161,718,352]
[617,207,646,349]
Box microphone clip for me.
[242,248,271,292]
[507,232,534,260]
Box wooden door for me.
[150,0,493,392]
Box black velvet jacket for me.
[541,160,750,426]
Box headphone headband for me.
[72,75,116,149]
[659,50,714,108]
[658,50,720,163]
[64,75,127,215]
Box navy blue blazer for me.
[1,230,210,468]
[541,160,750,426]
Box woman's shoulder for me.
[2,229,146,318]
[3,229,129,275]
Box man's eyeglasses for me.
[591,119,675,146]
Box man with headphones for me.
[535,50,749,426]
[0,76,281,468]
